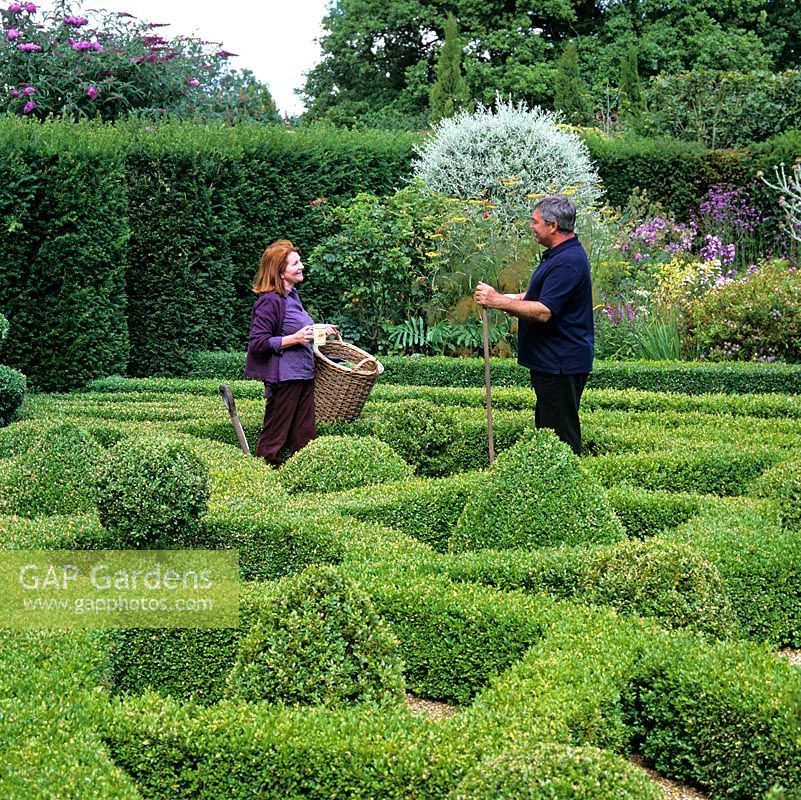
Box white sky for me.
[37,0,329,116]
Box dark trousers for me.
[530,371,589,456]
[255,380,316,467]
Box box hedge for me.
[329,471,485,552]
[749,459,801,531]
[586,446,785,496]
[186,351,801,395]
[94,433,210,548]
[0,422,103,517]
[0,364,25,427]
[198,503,345,581]
[279,435,413,494]
[451,430,625,553]
[664,500,801,646]
[227,566,405,708]
[450,743,661,800]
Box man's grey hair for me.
[534,195,576,233]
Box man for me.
[475,194,593,455]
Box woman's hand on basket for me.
[324,324,338,338]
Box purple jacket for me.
[244,291,286,384]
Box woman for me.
[244,240,335,466]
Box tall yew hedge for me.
[0,119,129,392]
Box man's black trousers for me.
[530,370,589,456]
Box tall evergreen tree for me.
[618,44,644,125]
[553,41,593,125]
[429,14,471,124]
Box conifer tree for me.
[429,13,470,125]
[619,44,644,125]
[553,40,593,126]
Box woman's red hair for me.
[252,240,298,296]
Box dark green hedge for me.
[0,119,129,391]
[582,133,752,218]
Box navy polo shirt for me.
[517,235,594,375]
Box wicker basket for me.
[313,334,383,423]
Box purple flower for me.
[186,77,200,87]
[17,42,41,51]
[86,85,98,100]
[700,234,736,265]
[63,15,89,26]
[22,99,36,113]
[22,85,36,95]
[7,27,20,39]
[23,2,36,11]
[8,3,23,12]
[9,89,20,98]
[130,55,144,63]
[217,49,238,58]
[70,39,103,51]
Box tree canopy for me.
[300,0,801,129]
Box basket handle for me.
[352,355,377,372]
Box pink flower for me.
[17,42,41,51]
[86,85,98,100]
[22,85,36,95]
[23,99,36,113]
[7,27,20,39]
[23,2,36,12]
[63,15,88,26]
[217,49,238,58]
[186,77,200,87]
[9,89,20,98]
[70,39,103,51]
[8,3,23,12]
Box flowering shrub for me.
[695,184,767,271]
[618,216,696,267]
[683,260,801,362]
[413,97,602,222]
[0,2,256,119]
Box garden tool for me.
[218,384,250,455]
[481,308,496,465]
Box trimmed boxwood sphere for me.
[279,435,413,494]
[226,565,405,707]
[450,428,625,552]
[0,364,25,427]
[370,399,464,476]
[94,434,210,548]
[581,538,738,639]
[450,744,662,799]
[0,422,102,517]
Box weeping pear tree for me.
[413,97,602,223]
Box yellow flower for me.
[475,242,486,250]
[425,251,440,258]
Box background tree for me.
[553,40,593,126]
[618,43,644,126]
[300,0,794,131]
[208,68,281,125]
[428,13,470,125]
